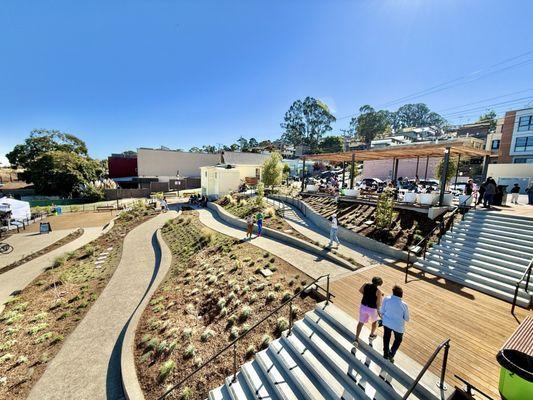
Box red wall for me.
[108,156,138,178]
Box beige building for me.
[201,164,262,198]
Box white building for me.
[200,164,262,198]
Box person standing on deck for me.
[328,213,340,248]
[483,178,497,208]
[352,277,383,349]
[256,210,264,237]
[477,181,486,205]
[510,183,520,204]
[381,285,409,363]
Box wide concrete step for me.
[445,231,533,253]
[241,361,278,400]
[225,372,255,400]
[460,220,533,237]
[448,228,533,250]
[414,260,531,307]
[454,223,532,242]
[466,212,533,225]
[431,243,529,273]
[255,349,301,399]
[464,213,533,227]
[314,303,441,400]
[439,237,533,261]
[208,385,232,400]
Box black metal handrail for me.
[158,274,332,399]
[511,257,533,315]
[405,204,466,283]
[402,338,451,399]
[454,374,495,399]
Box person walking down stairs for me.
[328,213,340,248]
[381,285,410,363]
[352,277,383,349]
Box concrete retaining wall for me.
[269,194,409,262]
[207,202,358,271]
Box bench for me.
[96,206,115,212]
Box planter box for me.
[306,184,318,193]
[344,189,359,197]
[403,192,417,204]
[442,193,453,206]
[459,194,473,206]
[418,193,438,206]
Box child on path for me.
[352,277,383,349]
[381,285,410,363]
[246,214,254,239]
[256,211,264,236]
[328,213,340,248]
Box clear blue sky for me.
[1,0,533,163]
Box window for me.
[491,139,500,150]
[518,115,533,132]
[514,157,533,164]
[255,168,260,179]
[514,136,533,152]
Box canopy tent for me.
[0,197,31,220]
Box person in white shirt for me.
[380,285,409,363]
[328,214,340,248]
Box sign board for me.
[40,222,52,234]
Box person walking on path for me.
[483,178,497,209]
[510,183,520,204]
[256,211,264,237]
[381,285,409,363]
[352,277,383,349]
[328,213,340,248]
[246,214,254,239]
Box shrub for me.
[260,335,271,349]
[53,256,66,268]
[193,356,203,368]
[182,328,193,339]
[183,344,196,359]
[146,338,159,351]
[245,345,256,359]
[180,387,193,400]
[239,306,252,322]
[217,298,226,310]
[28,323,49,335]
[200,329,215,342]
[30,312,48,322]
[229,327,239,340]
[35,332,54,344]
[219,307,228,317]
[0,353,14,364]
[159,360,176,382]
[50,333,64,345]
[274,283,282,292]
[281,291,291,303]
[266,292,276,302]
[227,314,238,327]
[249,294,258,304]
[276,317,289,335]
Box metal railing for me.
[402,338,451,399]
[405,205,466,283]
[158,274,332,399]
[511,257,533,315]
[454,374,495,399]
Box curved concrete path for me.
[196,207,350,280]
[28,211,177,400]
[0,228,76,269]
[0,226,105,315]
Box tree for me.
[391,103,446,130]
[319,136,344,153]
[27,151,104,196]
[349,105,391,145]
[237,137,249,151]
[122,150,137,156]
[282,163,291,183]
[202,145,217,153]
[261,152,283,189]
[435,157,458,187]
[477,110,497,132]
[281,97,336,151]
[248,138,259,148]
[6,129,88,170]
[189,146,202,153]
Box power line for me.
[436,89,533,113]
[441,96,533,118]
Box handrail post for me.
[439,342,450,390]
[406,249,411,284]
[232,342,237,383]
[326,275,330,305]
[288,300,293,336]
[511,284,519,315]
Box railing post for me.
[438,342,450,391]
[511,284,519,315]
[288,300,293,336]
[326,275,330,305]
[406,250,411,283]
[526,266,532,292]
[232,342,237,383]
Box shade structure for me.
[0,197,31,220]
[304,138,490,162]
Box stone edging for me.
[207,202,359,271]
[120,219,176,400]
[269,194,410,262]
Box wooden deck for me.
[329,261,529,399]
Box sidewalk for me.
[28,211,177,400]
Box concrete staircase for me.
[414,211,533,308]
[209,302,445,400]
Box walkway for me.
[0,228,75,269]
[196,207,350,280]
[266,197,388,267]
[28,212,177,400]
[0,226,104,314]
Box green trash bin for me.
[496,317,533,400]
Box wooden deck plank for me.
[329,261,529,399]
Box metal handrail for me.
[405,205,466,283]
[158,274,332,399]
[511,257,533,315]
[402,338,451,399]
[454,374,495,399]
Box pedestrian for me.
[352,277,383,349]
[477,181,486,205]
[380,285,409,363]
[465,179,473,196]
[246,214,254,239]
[328,213,340,248]
[256,210,264,236]
[527,184,533,205]
[510,183,520,205]
[160,197,168,213]
[483,178,497,208]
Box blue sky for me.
[1,0,533,163]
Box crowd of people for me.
[188,193,208,207]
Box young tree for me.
[261,152,283,189]
[391,103,447,130]
[435,157,458,187]
[281,97,336,151]
[282,163,291,185]
[349,105,391,145]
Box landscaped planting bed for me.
[134,211,317,400]
[0,203,158,399]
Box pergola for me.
[301,138,491,207]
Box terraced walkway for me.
[28,212,177,400]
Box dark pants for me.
[483,193,494,208]
[383,326,403,358]
[257,220,263,235]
